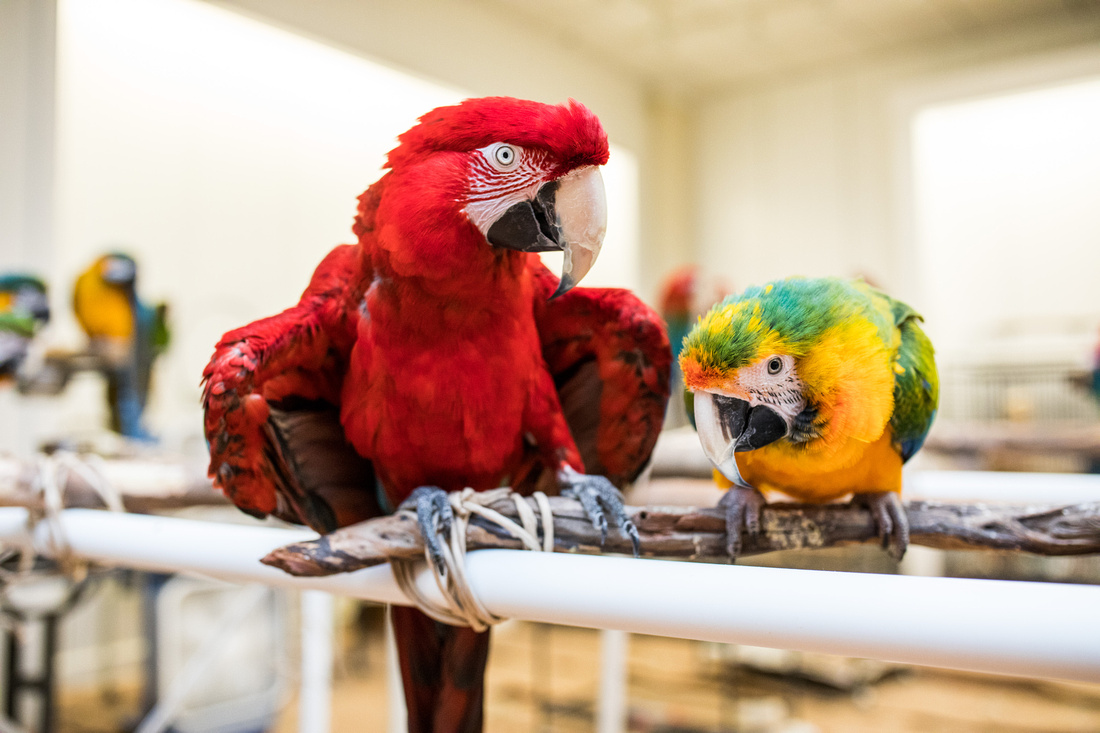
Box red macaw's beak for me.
[693,390,788,489]
[485,166,607,299]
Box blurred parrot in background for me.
[72,252,170,439]
[0,274,50,381]
[658,266,697,430]
[679,277,938,560]
[659,266,697,366]
[202,97,670,733]
[658,265,732,429]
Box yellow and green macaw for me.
[679,276,938,559]
[73,253,169,439]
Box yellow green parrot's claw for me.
[854,491,909,561]
[718,486,768,560]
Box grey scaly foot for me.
[853,490,909,561]
[719,486,768,560]
[558,466,640,556]
[398,486,454,573]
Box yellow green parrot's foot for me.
[559,465,640,556]
[398,486,454,574]
[718,486,768,560]
[853,491,909,561]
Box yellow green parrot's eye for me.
[767,357,783,375]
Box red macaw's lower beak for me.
[693,391,788,488]
[486,166,606,298]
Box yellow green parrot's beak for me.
[693,391,787,488]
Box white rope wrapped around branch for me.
[0,452,125,583]
[391,488,554,631]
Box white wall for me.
[913,77,1100,364]
[0,0,58,454]
[0,0,56,271]
[692,18,1100,321]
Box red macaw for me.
[202,97,670,733]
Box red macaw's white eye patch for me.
[463,143,556,234]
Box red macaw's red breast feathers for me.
[385,97,609,173]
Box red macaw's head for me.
[358,96,610,297]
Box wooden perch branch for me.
[262,495,1100,577]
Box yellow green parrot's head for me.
[679,277,899,487]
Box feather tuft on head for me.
[385,96,608,173]
[680,277,896,384]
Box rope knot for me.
[392,488,554,632]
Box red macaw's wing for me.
[202,245,381,533]
[517,261,671,493]
[263,401,381,532]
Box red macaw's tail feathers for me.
[264,401,383,532]
[392,606,491,733]
[513,261,671,495]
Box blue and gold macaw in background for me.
[0,274,50,382]
[72,253,169,440]
[680,276,938,560]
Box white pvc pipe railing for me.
[1,507,1098,683]
[905,469,1100,504]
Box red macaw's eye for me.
[483,142,521,172]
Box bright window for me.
[912,76,1100,362]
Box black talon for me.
[399,486,453,573]
[718,486,767,560]
[853,491,909,561]
[559,466,640,557]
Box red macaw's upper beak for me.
[485,166,606,298]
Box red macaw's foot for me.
[398,486,455,574]
[718,485,768,560]
[557,465,640,556]
[853,490,909,561]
